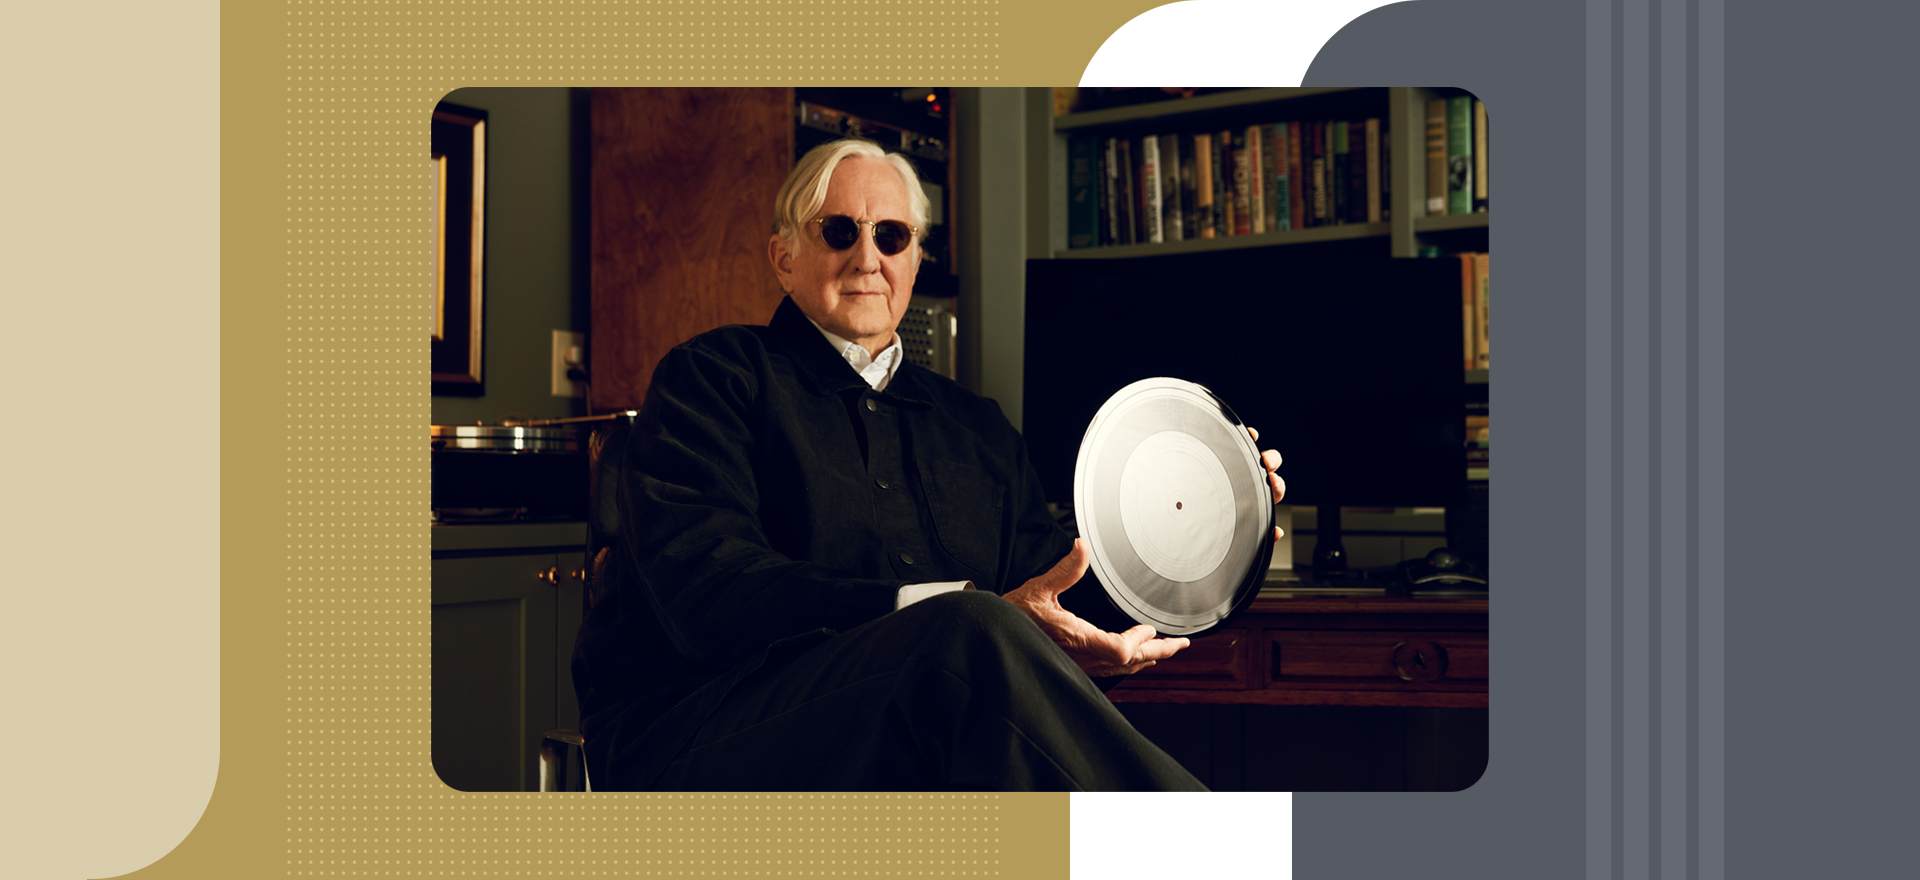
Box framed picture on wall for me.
[431,102,487,394]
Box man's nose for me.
[847,226,883,273]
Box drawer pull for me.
[1391,640,1449,683]
[535,566,559,585]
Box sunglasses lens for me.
[818,216,860,250]
[873,221,912,256]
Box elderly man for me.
[573,138,1285,791]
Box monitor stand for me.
[1311,504,1348,573]
[1303,505,1379,590]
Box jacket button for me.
[899,551,916,565]
[864,399,878,412]
[875,478,890,490]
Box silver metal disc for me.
[1073,378,1272,636]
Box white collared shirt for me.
[806,316,971,609]
[806,318,904,392]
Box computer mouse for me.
[1425,548,1462,571]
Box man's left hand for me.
[1250,426,1286,540]
[1001,539,1189,678]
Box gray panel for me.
[1303,0,1605,876]
[1307,0,1919,878]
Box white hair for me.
[772,138,931,249]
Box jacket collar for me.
[769,296,933,406]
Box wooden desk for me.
[1108,592,1489,709]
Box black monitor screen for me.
[1023,246,1464,510]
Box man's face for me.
[769,156,921,352]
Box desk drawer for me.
[1266,630,1488,690]
[1118,628,1250,689]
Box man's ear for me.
[767,234,794,292]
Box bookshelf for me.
[1024,87,1489,260]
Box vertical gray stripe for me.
[1657,1,1692,879]
[1612,0,1629,874]
[1694,0,1725,877]
[1620,0,1652,876]
[1592,0,1722,875]
[1584,0,1617,877]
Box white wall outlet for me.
[551,330,586,398]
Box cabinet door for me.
[431,553,561,792]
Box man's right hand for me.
[1000,538,1190,678]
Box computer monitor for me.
[1022,245,1465,517]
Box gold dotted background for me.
[123,0,1211,876]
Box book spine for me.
[1133,146,1147,244]
[1233,142,1252,236]
[1179,133,1200,241]
[1117,137,1137,245]
[1287,121,1305,231]
[1142,135,1164,244]
[1425,98,1448,214]
[1474,99,1489,211]
[1346,120,1369,224]
[1260,124,1278,233]
[1246,125,1265,235]
[1474,252,1491,369]
[1379,120,1391,221]
[1160,133,1183,241]
[1330,121,1347,224]
[1271,123,1290,232]
[1213,129,1230,236]
[1193,133,1215,239]
[1448,95,1473,216]
[1101,137,1118,246]
[1365,118,1382,224]
[1459,253,1477,371]
[1309,120,1327,226]
[1066,134,1099,249]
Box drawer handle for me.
[535,566,559,585]
[1391,640,1449,683]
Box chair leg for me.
[539,729,587,792]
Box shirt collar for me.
[767,296,931,405]
[805,316,902,392]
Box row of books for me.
[1466,414,1489,481]
[1426,96,1488,216]
[1066,118,1392,249]
[1454,251,1490,371]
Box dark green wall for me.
[432,88,591,425]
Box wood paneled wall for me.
[590,88,794,411]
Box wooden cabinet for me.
[1111,594,1489,708]
[431,523,587,791]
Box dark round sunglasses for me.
[810,215,918,257]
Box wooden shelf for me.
[1415,212,1491,233]
[1053,87,1359,131]
[1054,221,1390,259]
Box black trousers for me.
[651,590,1206,791]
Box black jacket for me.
[574,297,1119,789]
